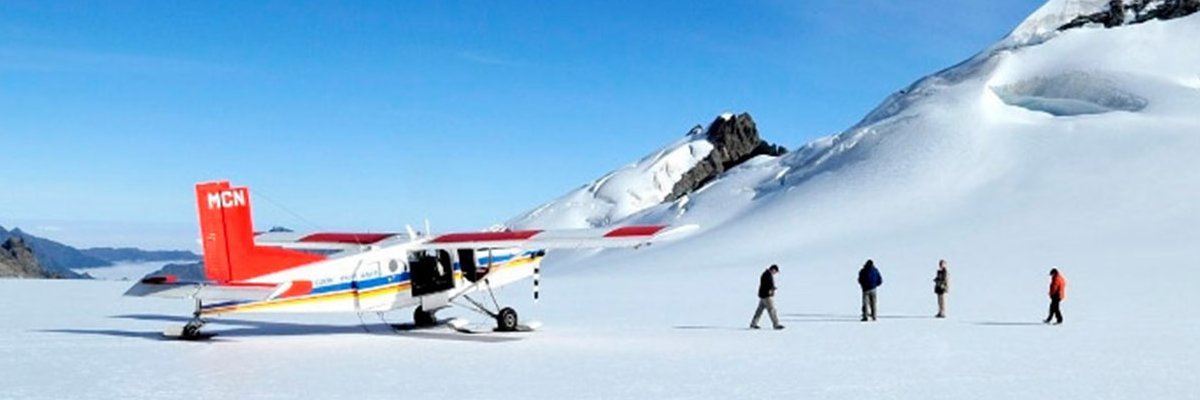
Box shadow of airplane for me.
[38,314,525,344]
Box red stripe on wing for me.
[604,225,667,238]
[299,233,396,245]
[431,230,543,244]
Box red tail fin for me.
[195,181,324,283]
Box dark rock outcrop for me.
[1,237,45,278]
[666,113,787,202]
[1059,0,1199,31]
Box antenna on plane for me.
[405,224,418,241]
[424,219,431,238]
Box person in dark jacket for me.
[1045,268,1067,325]
[750,264,784,330]
[857,259,883,322]
[933,260,950,318]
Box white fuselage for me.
[200,241,541,317]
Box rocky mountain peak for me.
[1009,0,1199,46]
[1,236,46,278]
[666,113,786,202]
[1058,0,1200,30]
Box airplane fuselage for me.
[200,243,541,317]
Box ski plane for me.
[124,181,691,339]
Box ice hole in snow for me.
[991,71,1147,116]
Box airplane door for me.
[409,249,455,297]
[458,248,479,282]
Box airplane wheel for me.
[497,307,519,332]
[414,307,436,327]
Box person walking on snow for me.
[750,265,784,330]
[1045,268,1067,325]
[858,259,883,322]
[934,260,950,318]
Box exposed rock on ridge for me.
[1,237,43,278]
[666,113,786,202]
[0,237,75,279]
[1059,0,1199,30]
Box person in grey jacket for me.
[750,265,784,330]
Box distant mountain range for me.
[148,262,207,281]
[78,247,200,264]
[0,225,199,279]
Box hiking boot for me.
[749,324,760,330]
[773,325,785,330]
[861,317,869,322]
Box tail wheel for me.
[413,307,436,327]
[497,307,519,332]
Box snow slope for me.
[1005,0,1111,46]
[581,8,1200,271]
[506,123,714,229]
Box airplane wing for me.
[423,224,697,250]
[254,231,411,252]
[123,276,305,302]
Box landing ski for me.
[162,326,218,341]
[448,319,542,334]
[390,318,457,332]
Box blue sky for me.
[0,0,1046,250]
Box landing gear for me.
[164,299,215,340]
[497,307,519,332]
[451,278,533,333]
[181,318,206,337]
[413,306,437,327]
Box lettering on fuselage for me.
[206,190,247,210]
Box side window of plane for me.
[388,259,404,278]
[437,250,452,278]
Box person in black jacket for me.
[750,264,784,330]
[933,259,950,318]
[858,259,883,322]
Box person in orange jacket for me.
[1044,268,1066,325]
